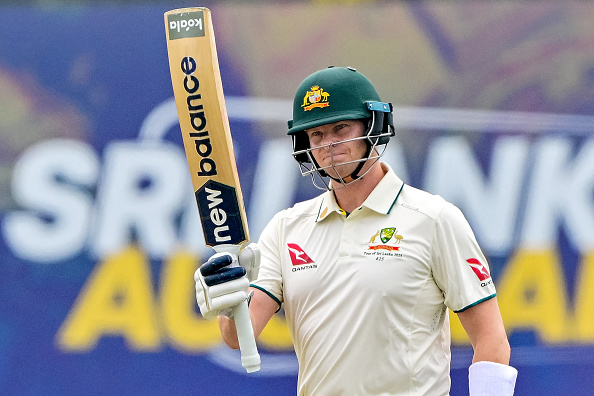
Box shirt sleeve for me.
[430,203,496,312]
[250,212,284,308]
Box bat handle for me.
[233,299,261,373]
[214,244,261,373]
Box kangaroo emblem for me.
[369,230,380,243]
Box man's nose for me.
[320,132,341,147]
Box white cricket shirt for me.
[251,163,496,396]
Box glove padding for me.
[195,243,260,320]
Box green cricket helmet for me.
[287,66,395,189]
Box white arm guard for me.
[469,361,518,396]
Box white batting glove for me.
[194,243,260,320]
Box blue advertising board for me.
[1,2,594,395]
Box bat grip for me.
[214,244,260,373]
[233,299,261,373]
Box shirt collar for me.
[315,163,405,222]
[361,163,404,215]
[315,190,344,222]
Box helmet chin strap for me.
[347,144,371,180]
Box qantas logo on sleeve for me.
[466,258,491,281]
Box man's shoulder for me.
[274,193,324,221]
[397,184,450,220]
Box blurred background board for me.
[1,1,594,395]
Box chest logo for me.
[288,243,315,265]
[364,228,403,260]
[368,228,403,251]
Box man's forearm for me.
[472,334,511,364]
[218,315,240,350]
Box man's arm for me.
[457,296,517,395]
[457,296,510,364]
[219,287,280,350]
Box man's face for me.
[305,120,367,180]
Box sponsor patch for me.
[167,11,205,40]
[287,243,314,265]
[287,243,317,272]
[466,258,491,281]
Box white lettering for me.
[92,142,187,258]
[214,226,231,243]
[2,139,99,262]
[521,137,594,251]
[205,187,223,209]
[424,136,529,255]
[210,208,227,226]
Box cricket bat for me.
[164,7,260,373]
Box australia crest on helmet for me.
[302,85,330,111]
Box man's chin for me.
[325,164,356,180]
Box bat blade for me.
[165,7,248,248]
[164,7,260,373]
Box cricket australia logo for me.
[302,85,330,111]
[364,227,403,260]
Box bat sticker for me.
[196,180,247,246]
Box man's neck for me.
[331,161,386,213]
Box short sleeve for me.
[250,213,284,308]
[431,203,496,312]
